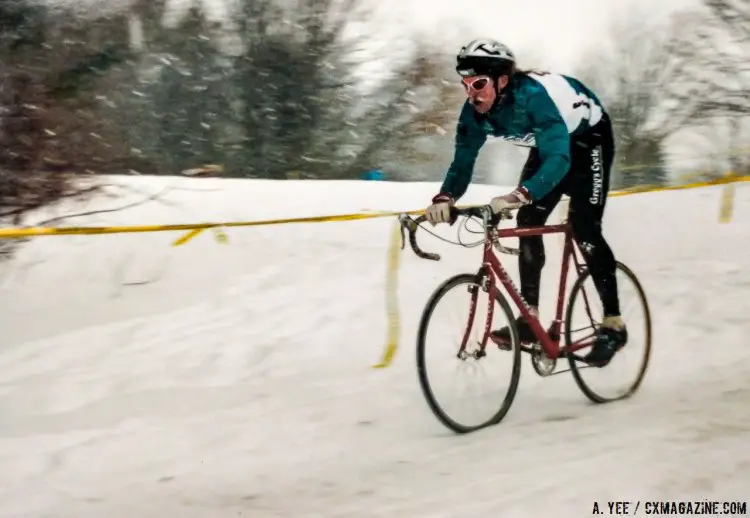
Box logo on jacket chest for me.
[498,133,536,147]
[481,121,536,147]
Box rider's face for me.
[462,75,496,113]
[462,75,510,113]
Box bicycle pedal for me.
[489,334,511,351]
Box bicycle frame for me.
[484,223,589,359]
[463,218,597,362]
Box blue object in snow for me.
[363,169,385,181]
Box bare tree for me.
[574,7,710,188]
[670,0,750,116]
[663,0,750,177]
[338,43,460,180]
[0,0,128,224]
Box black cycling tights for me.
[515,116,620,317]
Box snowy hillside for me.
[1,176,749,518]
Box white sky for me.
[362,0,699,71]
[59,0,699,72]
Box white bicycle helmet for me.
[456,38,516,77]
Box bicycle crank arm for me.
[566,352,595,364]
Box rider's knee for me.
[520,238,544,265]
[570,215,602,242]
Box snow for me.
[0,175,749,517]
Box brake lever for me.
[397,213,417,250]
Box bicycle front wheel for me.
[416,273,522,434]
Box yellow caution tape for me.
[373,218,402,369]
[718,171,738,224]
[1,174,747,240]
[609,173,750,197]
[172,228,203,246]
[0,209,425,239]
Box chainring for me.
[531,343,557,376]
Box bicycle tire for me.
[565,261,652,404]
[416,273,523,433]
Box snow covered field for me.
[1,175,749,517]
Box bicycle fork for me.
[457,266,495,361]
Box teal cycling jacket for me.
[439,72,607,201]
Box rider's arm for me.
[519,89,571,201]
[437,101,487,201]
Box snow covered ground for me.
[1,176,749,518]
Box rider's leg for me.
[568,191,621,322]
[567,114,626,364]
[517,195,563,311]
[491,149,565,345]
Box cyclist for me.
[424,38,626,366]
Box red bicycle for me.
[399,204,652,434]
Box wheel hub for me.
[458,347,487,360]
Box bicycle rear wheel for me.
[416,273,522,433]
[565,261,652,403]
